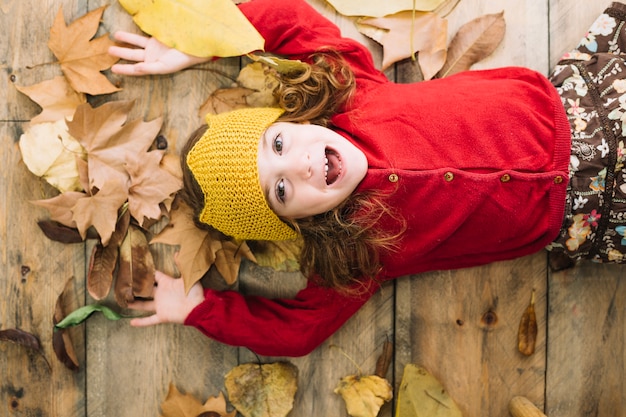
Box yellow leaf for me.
[327,0,449,17]
[236,62,280,108]
[358,11,448,77]
[19,119,86,192]
[118,0,264,58]
[251,239,302,272]
[335,374,393,417]
[225,362,298,417]
[395,364,462,417]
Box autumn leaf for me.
[358,11,448,76]
[87,210,130,300]
[518,289,538,356]
[72,180,129,246]
[16,76,86,124]
[19,119,87,192]
[395,364,462,417]
[119,0,264,58]
[115,224,156,307]
[437,12,506,78]
[199,87,254,117]
[32,191,88,229]
[37,220,85,244]
[66,100,163,193]
[236,62,280,108]
[160,383,236,417]
[53,277,81,371]
[48,6,120,95]
[224,362,298,417]
[126,150,182,224]
[326,0,449,17]
[335,375,392,417]
[250,239,302,272]
[0,329,50,370]
[214,241,256,284]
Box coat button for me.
[444,172,454,182]
[388,173,398,183]
[500,174,511,183]
[554,176,563,184]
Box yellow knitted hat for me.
[186,107,298,241]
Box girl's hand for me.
[127,270,205,327]
[109,31,210,76]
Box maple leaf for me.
[126,150,182,224]
[66,100,163,192]
[151,201,218,293]
[159,383,236,417]
[16,76,86,124]
[359,11,448,77]
[32,191,88,229]
[48,6,120,95]
[71,180,129,246]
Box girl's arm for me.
[109,0,382,80]
[127,270,379,357]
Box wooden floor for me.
[2,0,625,416]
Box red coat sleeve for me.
[184,278,379,356]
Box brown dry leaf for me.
[151,201,216,293]
[32,191,88,229]
[437,11,506,78]
[334,374,392,417]
[72,180,129,246]
[48,6,120,95]
[16,76,86,124]
[518,289,538,356]
[37,220,84,244]
[115,224,156,307]
[126,150,182,225]
[160,383,236,417]
[53,277,81,371]
[224,362,298,417]
[66,100,162,192]
[358,11,447,77]
[199,87,254,117]
[374,341,393,378]
[87,210,130,300]
[395,364,462,417]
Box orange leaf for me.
[48,6,120,95]
[31,191,88,228]
[71,180,129,246]
[126,150,182,225]
[16,76,86,124]
[151,201,216,293]
[160,383,236,417]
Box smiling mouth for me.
[325,148,342,185]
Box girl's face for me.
[257,122,368,219]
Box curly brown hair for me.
[180,51,403,292]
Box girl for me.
[109,0,626,356]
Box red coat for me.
[185,0,571,356]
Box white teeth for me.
[325,157,329,180]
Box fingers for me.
[109,45,145,63]
[112,31,150,48]
[130,314,162,327]
[127,299,155,312]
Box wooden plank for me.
[395,254,547,416]
[545,2,625,416]
[1,1,88,416]
[547,264,626,416]
[82,2,242,416]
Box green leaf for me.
[54,304,122,329]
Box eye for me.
[275,179,286,203]
[273,134,283,154]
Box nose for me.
[287,152,312,179]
